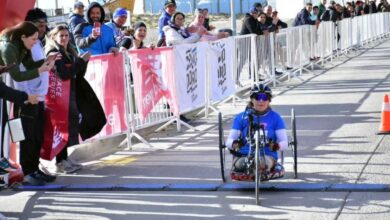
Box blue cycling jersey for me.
[232,108,286,160]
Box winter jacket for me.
[158,11,172,40]
[0,38,43,82]
[68,13,86,45]
[240,13,262,35]
[46,43,106,140]
[73,2,116,55]
[0,81,28,105]
[163,25,201,46]
[293,8,316,26]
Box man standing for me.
[105,7,128,45]
[318,0,327,19]
[157,0,176,47]
[68,1,86,46]
[73,2,118,55]
[293,3,317,26]
[240,7,262,35]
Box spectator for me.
[0,64,39,105]
[163,12,204,46]
[45,25,99,174]
[264,6,274,26]
[345,2,355,18]
[240,7,262,35]
[310,6,320,21]
[25,8,49,46]
[202,8,215,31]
[0,21,55,186]
[157,0,177,47]
[293,3,317,26]
[253,2,263,13]
[257,12,276,35]
[68,1,86,46]
[119,22,152,50]
[188,9,229,42]
[378,0,390,12]
[105,7,128,45]
[318,0,327,19]
[322,3,342,22]
[271,10,288,30]
[355,1,365,16]
[364,0,377,14]
[73,2,118,56]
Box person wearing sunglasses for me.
[226,84,288,174]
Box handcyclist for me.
[226,84,288,177]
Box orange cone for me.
[378,94,390,134]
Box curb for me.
[13,183,390,192]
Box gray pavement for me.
[2,38,390,219]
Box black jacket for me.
[0,81,28,105]
[240,13,262,35]
[46,44,106,141]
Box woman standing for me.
[0,21,55,186]
[45,25,105,174]
[188,9,229,42]
[119,22,151,50]
[163,12,204,46]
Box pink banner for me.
[41,71,70,160]
[84,53,127,137]
[129,48,179,121]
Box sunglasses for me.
[253,93,269,101]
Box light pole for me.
[231,0,236,35]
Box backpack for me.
[321,10,330,21]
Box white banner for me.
[208,37,235,102]
[174,42,207,113]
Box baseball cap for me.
[74,1,84,8]
[249,6,258,14]
[113,8,127,18]
[164,0,176,8]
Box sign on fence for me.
[174,43,207,113]
[84,53,127,137]
[208,38,235,102]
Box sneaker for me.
[37,170,56,183]
[0,167,8,175]
[23,172,46,186]
[56,160,81,174]
[0,157,17,172]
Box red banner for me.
[0,0,36,32]
[84,53,127,137]
[129,47,179,120]
[40,71,70,160]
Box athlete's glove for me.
[268,139,280,152]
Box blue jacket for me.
[158,11,171,40]
[68,13,86,45]
[293,8,316,26]
[73,2,116,55]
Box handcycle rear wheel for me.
[291,108,298,179]
[218,112,226,182]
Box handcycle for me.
[218,109,298,205]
